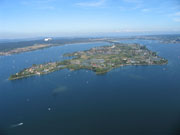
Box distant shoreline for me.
[0,40,109,56]
[1,34,180,56]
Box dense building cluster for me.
[9,43,168,80]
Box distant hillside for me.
[0,38,95,52]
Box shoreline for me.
[9,62,168,81]
[0,41,110,56]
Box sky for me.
[0,0,180,38]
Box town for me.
[9,43,168,80]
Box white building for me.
[44,38,52,42]
[111,45,116,48]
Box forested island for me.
[9,43,168,80]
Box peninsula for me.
[0,38,107,56]
[9,43,168,80]
[0,44,51,56]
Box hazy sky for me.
[0,0,180,38]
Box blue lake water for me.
[0,41,180,135]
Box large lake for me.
[0,40,180,135]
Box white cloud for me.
[22,0,56,5]
[21,0,56,10]
[141,8,150,12]
[37,6,55,10]
[174,12,180,16]
[76,0,106,7]
[169,12,180,22]
[123,0,142,4]
[122,0,144,10]
[169,12,180,17]
[35,0,56,4]
[173,18,180,22]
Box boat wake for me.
[10,123,23,128]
